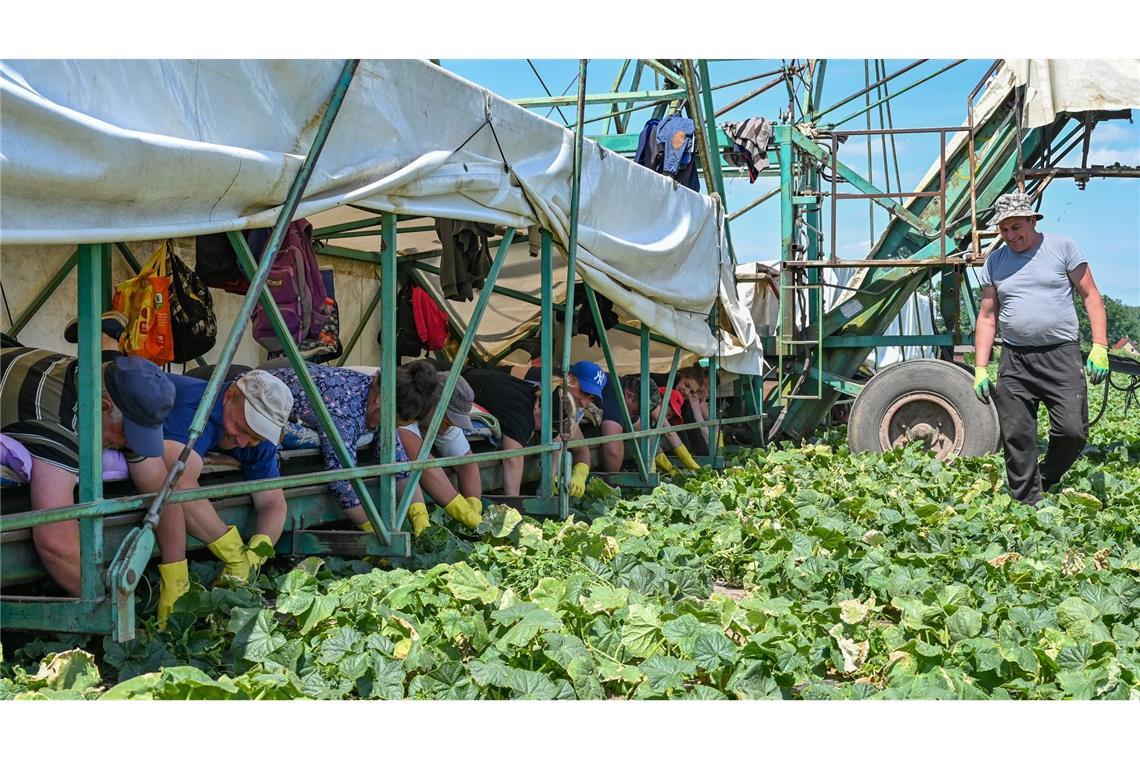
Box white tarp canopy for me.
[0,59,765,374]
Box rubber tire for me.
[848,358,1000,457]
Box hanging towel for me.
[434,217,496,302]
[722,117,773,183]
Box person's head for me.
[395,360,441,424]
[676,366,709,400]
[991,192,1044,253]
[221,370,293,449]
[619,374,661,419]
[568,360,607,406]
[101,356,177,456]
[437,374,475,433]
[533,385,581,434]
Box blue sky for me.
[443,59,1140,306]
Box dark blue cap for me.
[103,356,176,458]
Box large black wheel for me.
[848,359,1000,459]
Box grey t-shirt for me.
[977,233,1086,347]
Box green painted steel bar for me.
[641,59,686,90]
[76,244,105,600]
[603,59,632,135]
[115,242,142,273]
[7,247,79,336]
[790,129,934,236]
[313,243,382,264]
[2,440,569,534]
[728,186,781,222]
[539,229,554,498]
[690,59,736,267]
[311,215,384,238]
[0,599,112,635]
[228,233,390,544]
[776,125,796,360]
[619,60,645,133]
[824,334,958,348]
[394,228,518,528]
[564,414,765,450]
[515,87,685,109]
[335,279,382,367]
[828,60,967,130]
[558,59,590,518]
[582,283,650,480]
[115,59,361,581]
[100,243,113,311]
[378,212,398,531]
[639,325,651,467]
[645,347,682,460]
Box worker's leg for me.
[128,456,187,564]
[27,458,81,596]
[1037,343,1089,492]
[600,420,624,471]
[251,489,288,542]
[992,348,1045,505]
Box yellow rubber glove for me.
[357,520,375,533]
[465,496,484,519]
[673,444,701,471]
[245,533,274,570]
[157,559,189,630]
[569,462,590,498]
[407,502,431,536]
[1086,344,1109,385]
[973,365,995,404]
[205,525,250,584]
[654,451,677,474]
[443,492,481,529]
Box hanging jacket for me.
[655,115,695,175]
[635,118,663,171]
[434,217,496,302]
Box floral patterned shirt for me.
[267,365,408,513]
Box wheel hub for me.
[878,392,964,460]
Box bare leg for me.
[600,421,624,471]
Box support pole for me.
[539,230,554,499]
[378,212,398,530]
[76,244,105,600]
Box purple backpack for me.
[250,219,330,352]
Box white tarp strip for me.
[0,59,765,372]
[1006,59,1140,129]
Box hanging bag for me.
[166,241,218,362]
[112,245,175,365]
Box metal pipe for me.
[135,59,360,535]
[515,87,684,109]
[813,59,927,122]
[76,244,105,600]
[828,60,967,129]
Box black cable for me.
[0,281,13,327]
[526,59,570,126]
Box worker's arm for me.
[1069,263,1107,346]
[500,436,525,497]
[973,285,999,368]
[250,488,287,543]
[570,424,590,465]
[397,427,459,506]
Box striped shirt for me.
[1,348,84,472]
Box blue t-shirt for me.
[977,233,1086,347]
[163,374,279,480]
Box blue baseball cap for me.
[569,361,608,400]
[103,356,176,458]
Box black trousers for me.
[992,342,1088,504]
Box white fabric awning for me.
[0,59,765,373]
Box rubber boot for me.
[245,533,274,571]
[408,502,431,536]
[673,444,701,471]
[465,496,484,520]
[443,493,481,529]
[206,525,250,584]
[654,451,677,475]
[157,560,190,630]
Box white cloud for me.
[1087,146,1140,166]
[1089,122,1140,146]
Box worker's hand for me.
[673,444,701,471]
[973,365,995,404]
[1086,344,1109,385]
[465,496,484,519]
[654,451,677,475]
[569,462,590,498]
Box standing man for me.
[972,193,1109,504]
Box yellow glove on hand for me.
[654,451,677,474]
[245,533,274,570]
[673,444,701,471]
[443,492,481,529]
[407,502,430,536]
[466,496,484,519]
[569,462,590,498]
[1086,344,1109,385]
[973,365,995,404]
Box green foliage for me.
[1,393,1136,700]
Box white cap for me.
[235,370,293,443]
